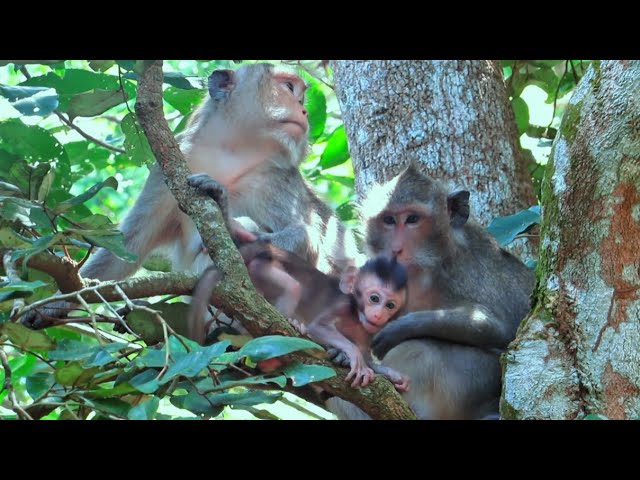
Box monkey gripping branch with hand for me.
[133,60,416,420]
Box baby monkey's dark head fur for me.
[359,256,408,292]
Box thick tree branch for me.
[133,60,415,420]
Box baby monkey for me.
[187,174,409,391]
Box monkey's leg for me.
[247,259,301,318]
[187,267,224,345]
[324,397,372,420]
[371,304,512,359]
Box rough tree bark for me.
[501,60,640,419]
[332,60,537,260]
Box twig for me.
[3,252,25,317]
[0,348,33,420]
[548,60,570,129]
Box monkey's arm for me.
[371,305,515,359]
[81,166,180,281]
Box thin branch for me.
[548,60,570,129]
[3,252,25,317]
[0,348,33,420]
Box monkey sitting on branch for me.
[22,62,360,329]
[187,173,410,392]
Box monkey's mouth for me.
[280,120,307,135]
[359,313,382,334]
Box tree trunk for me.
[332,60,537,260]
[501,60,640,419]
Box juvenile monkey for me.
[187,173,409,391]
[327,165,535,419]
[24,63,359,328]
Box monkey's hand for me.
[20,299,79,330]
[371,314,424,359]
[344,350,375,389]
[288,318,308,336]
[327,347,351,368]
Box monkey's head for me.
[340,257,408,334]
[360,164,470,268]
[206,63,309,164]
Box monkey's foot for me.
[288,318,307,335]
[20,300,77,330]
[327,347,350,368]
[345,363,375,389]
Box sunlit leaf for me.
[238,335,323,362]
[306,84,327,142]
[282,361,336,386]
[0,85,58,116]
[319,126,350,169]
[54,362,100,386]
[163,87,204,115]
[511,97,530,136]
[0,322,55,351]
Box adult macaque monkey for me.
[327,165,535,419]
[187,173,409,391]
[23,62,359,328]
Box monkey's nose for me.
[301,109,307,116]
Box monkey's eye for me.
[369,294,380,303]
[285,81,295,93]
[383,216,396,225]
[406,214,420,224]
[386,302,396,310]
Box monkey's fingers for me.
[395,376,410,393]
[327,348,350,367]
[350,367,375,389]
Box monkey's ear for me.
[447,190,470,227]
[208,69,236,98]
[339,266,358,295]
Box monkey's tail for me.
[188,268,224,345]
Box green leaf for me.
[128,396,160,420]
[170,391,224,417]
[511,97,530,136]
[238,335,323,362]
[82,232,138,263]
[0,60,65,67]
[21,69,123,111]
[0,119,67,163]
[163,86,204,115]
[25,372,55,400]
[282,361,336,386]
[160,340,232,383]
[67,89,128,120]
[0,279,47,302]
[529,67,559,96]
[86,382,138,399]
[129,370,161,394]
[120,113,154,166]
[52,176,118,214]
[125,302,193,345]
[583,414,609,420]
[0,85,58,116]
[306,84,327,142]
[10,232,66,264]
[0,322,55,351]
[89,60,115,72]
[336,200,358,222]
[37,167,55,201]
[85,398,131,418]
[209,390,282,408]
[54,361,100,386]
[319,126,350,169]
[487,205,540,247]
[49,339,129,363]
